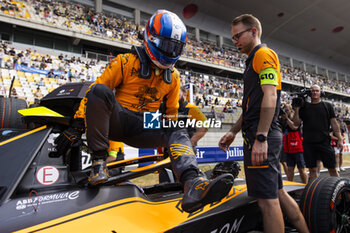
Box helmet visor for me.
[150,36,185,58]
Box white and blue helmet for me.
[144,10,187,69]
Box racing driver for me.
[54,9,233,213]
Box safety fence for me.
[138,146,244,163]
[81,144,350,170]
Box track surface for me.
[289,166,350,182]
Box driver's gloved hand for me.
[54,118,85,156]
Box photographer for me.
[292,85,342,180]
[281,104,308,184]
[277,106,288,175]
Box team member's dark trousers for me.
[85,84,199,180]
[242,124,283,199]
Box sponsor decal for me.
[2,130,14,136]
[196,148,205,159]
[226,147,244,160]
[16,191,79,210]
[210,216,245,233]
[47,133,59,152]
[130,67,140,77]
[331,180,348,202]
[36,166,60,185]
[57,88,74,96]
[140,146,244,163]
[47,133,58,146]
[81,150,92,170]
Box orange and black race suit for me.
[162,100,207,155]
[75,53,179,119]
[178,101,207,139]
[76,51,198,179]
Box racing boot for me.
[88,159,109,185]
[181,173,234,213]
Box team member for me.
[55,10,233,213]
[218,14,309,233]
[178,86,208,148]
[281,104,307,183]
[292,85,342,179]
[106,140,125,176]
[106,140,125,163]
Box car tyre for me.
[0,97,27,129]
[299,177,350,233]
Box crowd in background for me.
[1,0,350,120]
[1,39,350,121]
[0,40,104,84]
[2,0,349,93]
[282,66,350,94]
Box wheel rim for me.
[334,189,350,233]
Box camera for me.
[291,89,311,108]
[279,107,286,116]
[292,97,304,108]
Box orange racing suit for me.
[75,48,199,180]
[75,52,179,119]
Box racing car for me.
[0,82,349,233]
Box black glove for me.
[54,118,85,156]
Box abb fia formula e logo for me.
[16,191,80,210]
[36,166,60,185]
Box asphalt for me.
[287,165,350,183]
[246,166,350,233]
